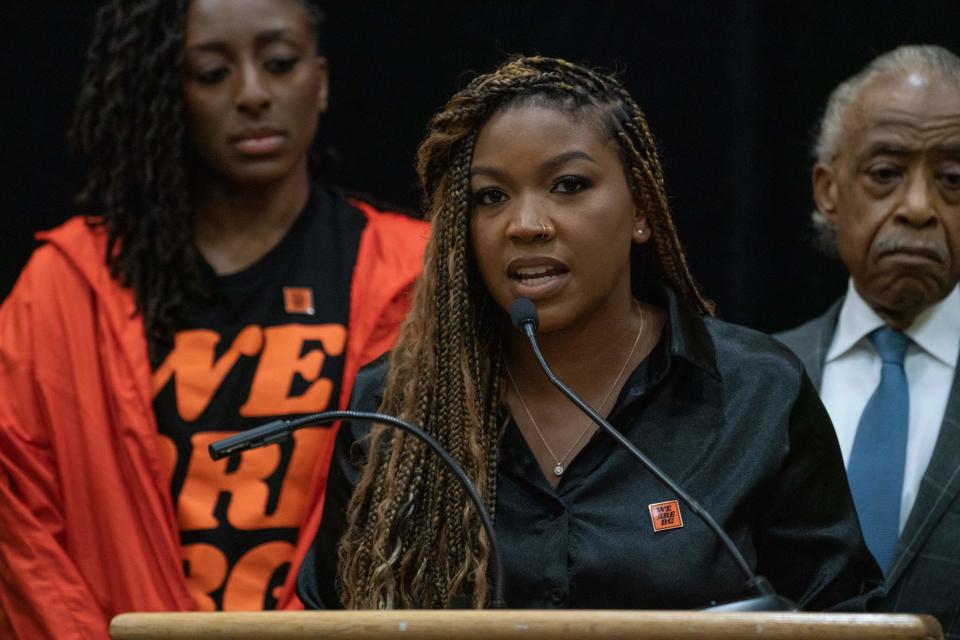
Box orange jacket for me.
[0,203,428,639]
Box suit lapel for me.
[806,299,843,389]
[886,349,960,586]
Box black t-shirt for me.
[152,187,365,610]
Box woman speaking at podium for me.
[298,56,879,610]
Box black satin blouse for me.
[297,286,881,610]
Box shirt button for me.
[548,588,566,605]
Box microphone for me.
[509,298,796,612]
[510,297,539,333]
[209,410,507,609]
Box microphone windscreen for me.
[509,297,539,331]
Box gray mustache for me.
[875,236,948,263]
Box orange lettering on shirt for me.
[152,326,264,421]
[177,431,276,530]
[264,428,327,526]
[177,431,321,531]
[222,541,295,610]
[182,543,228,611]
[156,433,177,488]
[240,324,346,416]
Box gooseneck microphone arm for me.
[508,298,796,611]
[209,410,507,609]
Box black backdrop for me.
[5,0,960,332]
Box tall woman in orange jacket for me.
[0,1,427,637]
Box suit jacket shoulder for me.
[773,299,843,388]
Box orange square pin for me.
[283,287,315,315]
[648,500,683,532]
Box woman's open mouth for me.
[507,259,570,298]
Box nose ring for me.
[538,223,549,238]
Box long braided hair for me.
[338,56,712,609]
[70,0,325,355]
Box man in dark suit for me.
[776,45,960,638]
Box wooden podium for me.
[110,610,943,639]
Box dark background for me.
[4,0,960,331]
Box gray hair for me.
[811,45,960,252]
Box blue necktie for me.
[846,327,911,573]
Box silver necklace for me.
[506,303,645,477]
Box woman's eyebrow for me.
[540,149,597,173]
[470,150,597,180]
[185,28,298,55]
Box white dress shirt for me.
[820,281,960,532]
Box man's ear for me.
[315,56,329,114]
[812,162,840,224]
